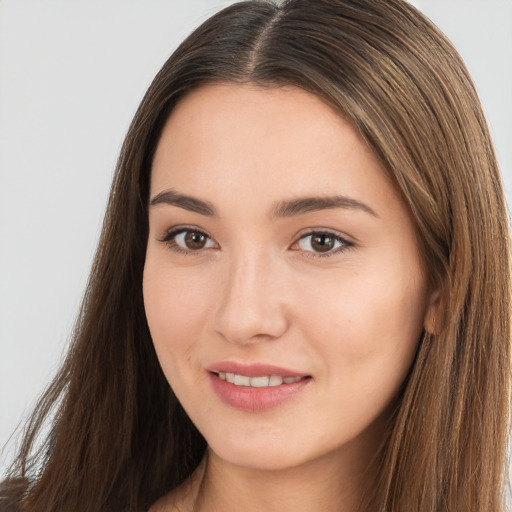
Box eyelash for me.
[159,226,215,255]
[159,227,354,258]
[293,230,354,258]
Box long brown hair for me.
[1,0,510,510]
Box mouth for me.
[214,372,308,387]
[206,363,312,412]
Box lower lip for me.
[208,372,310,412]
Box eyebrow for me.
[150,188,378,218]
[150,189,217,216]
[271,195,378,219]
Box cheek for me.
[298,261,427,399]
[142,258,214,381]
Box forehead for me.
[150,82,398,218]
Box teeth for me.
[234,374,250,386]
[250,376,270,387]
[269,375,283,386]
[218,373,303,387]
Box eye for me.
[160,227,218,253]
[293,231,352,257]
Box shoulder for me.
[149,457,206,512]
[148,483,195,512]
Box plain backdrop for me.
[1,0,511,475]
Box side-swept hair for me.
[2,1,510,510]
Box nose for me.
[213,250,290,345]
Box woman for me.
[1,0,510,511]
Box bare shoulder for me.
[148,459,206,512]
[149,490,186,512]
[148,484,195,512]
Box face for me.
[143,83,436,472]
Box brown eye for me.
[310,234,335,252]
[184,231,208,250]
[162,228,217,253]
[296,231,350,256]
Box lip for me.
[206,361,310,378]
[206,361,311,413]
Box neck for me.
[195,434,382,512]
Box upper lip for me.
[206,361,310,378]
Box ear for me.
[423,287,442,335]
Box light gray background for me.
[1,0,511,475]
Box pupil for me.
[311,234,334,252]
[185,231,206,249]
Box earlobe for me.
[424,288,442,335]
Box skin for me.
[144,83,438,512]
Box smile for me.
[217,372,304,387]
[208,368,311,412]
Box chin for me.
[210,441,309,472]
